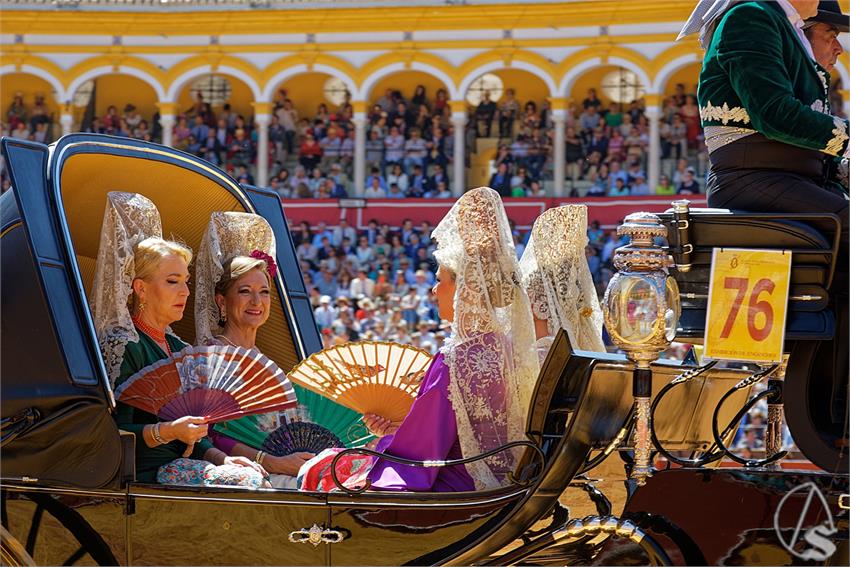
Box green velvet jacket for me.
[114,331,214,483]
[698,1,849,157]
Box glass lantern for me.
[602,212,680,484]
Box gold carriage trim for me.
[699,101,751,126]
[824,117,849,157]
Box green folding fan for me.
[213,386,374,449]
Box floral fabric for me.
[157,458,266,488]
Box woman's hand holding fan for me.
[157,416,209,457]
[362,413,400,437]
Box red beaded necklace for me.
[132,314,172,356]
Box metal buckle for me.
[681,243,694,254]
[677,219,690,230]
[840,494,849,510]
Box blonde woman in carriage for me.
[519,205,606,364]
[92,192,267,488]
[194,211,315,489]
[298,186,539,493]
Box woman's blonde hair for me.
[134,237,193,281]
[215,255,270,296]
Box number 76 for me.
[719,277,775,341]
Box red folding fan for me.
[114,345,298,423]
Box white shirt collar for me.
[776,0,816,60]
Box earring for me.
[138,301,146,312]
[218,307,227,327]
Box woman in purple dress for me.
[299,187,539,492]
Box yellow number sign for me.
[704,248,792,363]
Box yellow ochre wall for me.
[1,74,57,118]
[663,63,701,97]
[277,72,335,118]
[175,74,256,120]
[368,71,449,106]
[92,74,158,120]
[569,65,620,106]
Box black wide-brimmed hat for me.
[807,1,849,33]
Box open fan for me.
[115,345,298,423]
[287,341,433,424]
[261,422,342,456]
[213,414,276,449]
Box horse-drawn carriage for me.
[1,134,846,565]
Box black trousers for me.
[706,168,849,290]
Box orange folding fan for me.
[286,341,433,423]
[114,345,298,423]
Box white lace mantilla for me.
[519,205,605,357]
[91,192,163,387]
[194,212,277,345]
[699,101,751,126]
[433,187,538,490]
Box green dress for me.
[114,331,214,483]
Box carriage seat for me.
[657,206,841,343]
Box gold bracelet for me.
[151,422,166,445]
[255,450,266,466]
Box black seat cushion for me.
[658,208,840,342]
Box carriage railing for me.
[329,440,546,495]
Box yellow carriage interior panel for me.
[59,150,301,375]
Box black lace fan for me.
[261,422,342,456]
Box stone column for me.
[449,100,467,197]
[252,102,273,187]
[645,94,662,192]
[156,102,176,147]
[60,104,74,137]
[548,98,568,197]
[255,113,271,188]
[353,111,368,198]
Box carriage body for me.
[1,134,844,566]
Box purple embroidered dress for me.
[366,352,475,492]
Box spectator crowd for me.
[3,81,738,198]
[292,214,633,353]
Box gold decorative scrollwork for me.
[288,524,347,546]
[699,101,751,126]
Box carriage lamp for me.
[602,212,680,485]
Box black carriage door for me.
[127,486,331,565]
[1,138,121,488]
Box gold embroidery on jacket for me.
[699,101,751,126]
[824,117,849,156]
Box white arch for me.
[651,53,701,93]
[164,65,262,103]
[356,61,460,101]
[0,64,68,103]
[558,56,652,97]
[261,64,357,102]
[458,60,558,98]
[558,57,603,97]
[66,65,166,102]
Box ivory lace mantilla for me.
[194,212,277,345]
[519,205,606,358]
[91,192,163,386]
[432,187,539,490]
